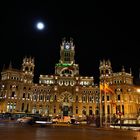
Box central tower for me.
[55,38,79,76]
[59,37,75,64]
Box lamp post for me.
[99,81,108,127]
[99,83,102,127]
[100,80,109,128]
[104,83,108,128]
[117,111,122,129]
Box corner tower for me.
[22,56,35,83]
[99,59,112,82]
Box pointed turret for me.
[99,59,112,81]
[8,61,12,69]
[121,65,125,72]
[130,68,132,75]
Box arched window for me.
[21,103,24,112]
[102,96,104,101]
[54,95,57,101]
[106,70,109,74]
[82,95,86,102]
[76,95,78,102]
[11,91,15,97]
[26,104,29,112]
[122,105,124,115]
[89,106,92,115]
[76,106,78,114]
[39,95,43,100]
[54,106,56,113]
[25,67,28,71]
[23,93,25,98]
[46,94,50,101]
[33,94,36,100]
[118,95,120,100]
[107,105,110,114]
[82,106,86,115]
[89,96,92,102]
[62,69,72,75]
[27,93,30,99]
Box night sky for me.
[0,1,140,84]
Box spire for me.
[8,61,12,69]
[122,65,125,72]
[103,59,105,65]
[107,59,111,66]
[100,60,102,66]
[130,67,132,75]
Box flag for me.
[99,84,104,91]
[99,83,114,94]
[104,83,114,94]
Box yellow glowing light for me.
[137,89,140,92]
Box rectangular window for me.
[107,105,110,114]
[11,91,15,97]
[76,107,78,114]
[54,95,57,100]
[102,96,104,101]
[122,105,124,115]
[107,95,110,101]
[54,106,56,113]
[118,95,120,100]
[76,96,78,102]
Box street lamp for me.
[99,82,108,128]
[99,83,103,127]
[117,111,122,129]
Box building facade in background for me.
[0,38,140,121]
[99,60,140,120]
[0,38,99,119]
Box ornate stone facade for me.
[0,38,99,119]
[0,38,140,121]
[99,60,140,120]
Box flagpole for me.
[99,82,102,127]
[104,82,107,128]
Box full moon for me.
[36,22,45,30]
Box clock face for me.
[65,44,70,49]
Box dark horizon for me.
[0,1,140,84]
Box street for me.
[0,122,139,140]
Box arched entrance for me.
[63,105,69,116]
[59,91,73,116]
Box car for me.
[52,116,71,124]
[52,117,59,124]
[35,117,53,127]
[16,116,32,123]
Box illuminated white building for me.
[0,38,99,118]
[0,38,140,121]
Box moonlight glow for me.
[36,22,45,30]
